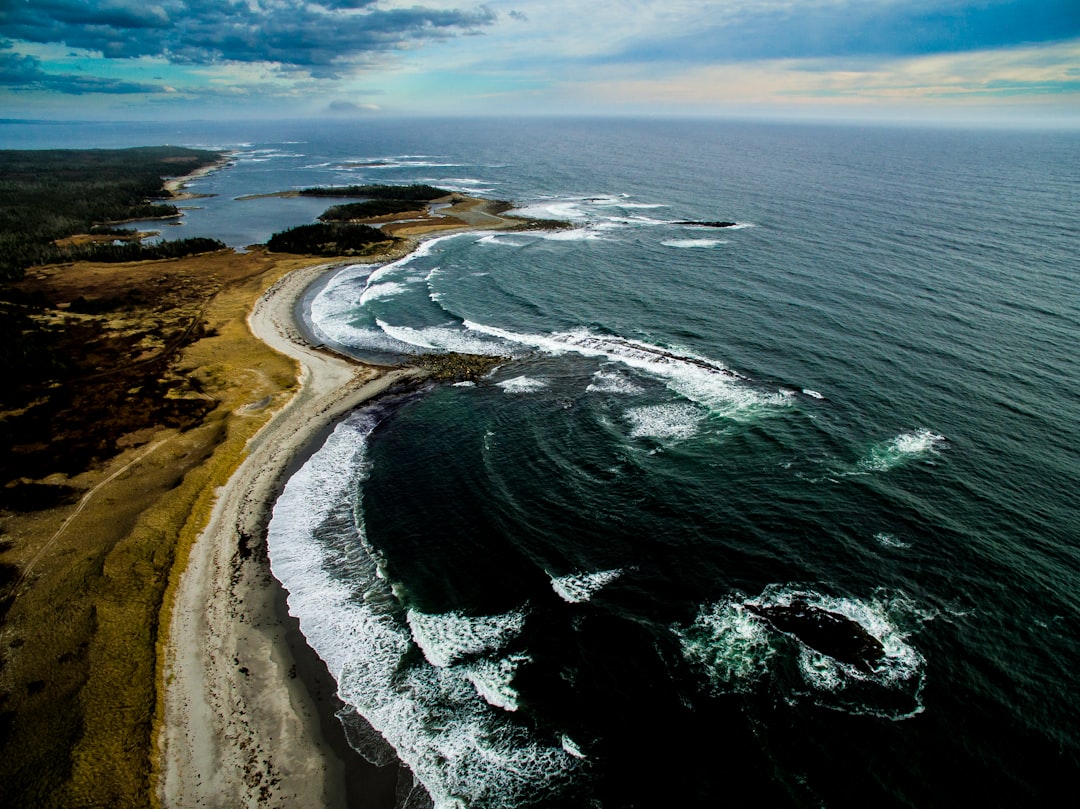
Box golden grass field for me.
[0,192,549,807]
[0,248,345,807]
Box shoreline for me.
[157,197,532,807]
[163,152,234,200]
[156,260,421,807]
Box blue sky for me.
[2,1,1079,125]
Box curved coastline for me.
[157,200,535,808]
[157,259,420,808]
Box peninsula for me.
[0,152,548,807]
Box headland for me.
[0,153,548,807]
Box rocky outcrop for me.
[746,598,885,672]
[674,220,737,228]
[416,352,509,382]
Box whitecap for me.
[407,608,528,669]
[561,735,587,759]
[376,320,508,356]
[463,322,793,421]
[801,389,825,399]
[660,239,727,248]
[496,376,550,394]
[359,281,409,303]
[861,429,947,472]
[874,532,911,549]
[462,653,531,712]
[538,227,611,242]
[675,598,775,692]
[550,568,627,603]
[624,403,704,440]
[586,369,644,395]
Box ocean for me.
[7,117,1078,806]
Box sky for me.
[1,0,1079,126]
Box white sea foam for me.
[338,660,580,808]
[508,199,590,222]
[407,609,528,668]
[678,586,926,717]
[624,404,704,440]
[586,369,644,395]
[661,239,727,248]
[874,532,911,549]
[496,376,550,394]
[747,587,925,695]
[861,429,947,472]
[507,196,670,238]
[550,568,627,603]
[463,654,531,712]
[376,320,508,356]
[464,323,793,420]
[802,388,825,399]
[270,414,581,807]
[561,735,586,759]
[476,234,521,247]
[539,227,612,242]
[307,263,397,349]
[676,598,775,692]
[360,281,409,302]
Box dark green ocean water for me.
[8,118,1075,806]
[270,120,1080,807]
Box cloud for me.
[588,1,1080,65]
[0,1,497,77]
[327,99,381,113]
[557,39,1080,113]
[0,46,160,94]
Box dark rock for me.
[675,220,737,228]
[416,352,509,382]
[746,598,885,672]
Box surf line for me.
[158,197,560,807]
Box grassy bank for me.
[0,249,334,806]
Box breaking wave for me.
[675,585,927,718]
[268,409,583,808]
[861,429,947,472]
[550,568,628,603]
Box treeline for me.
[266,223,389,255]
[3,236,226,272]
[0,146,222,280]
[299,183,449,200]
[319,199,423,221]
[59,237,226,264]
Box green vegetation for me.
[0,146,223,281]
[299,183,449,200]
[266,222,390,255]
[319,198,425,221]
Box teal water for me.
[7,118,1077,806]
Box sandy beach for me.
[156,262,417,808]
[156,197,531,808]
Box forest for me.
[0,146,224,281]
[318,198,424,221]
[298,183,449,200]
[266,222,389,255]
